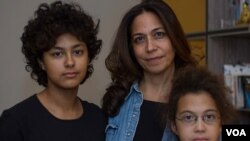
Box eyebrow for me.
[152,27,164,32]
[178,109,219,115]
[131,27,165,37]
[50,47,63,51]
[53,44,84,50]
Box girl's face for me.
[131,11,175,75]
[41,33,89,90]
[172,92,221,141]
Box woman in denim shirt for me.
[102,1,197,141]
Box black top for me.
[0,94,107,141]
[133,100,165,141]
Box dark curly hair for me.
[21,1,102,87]
[164,66,237,127]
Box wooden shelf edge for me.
[237,108,250,112]
[208,25,250,37]
[186,31,206,40]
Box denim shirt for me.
[105,82,177,141]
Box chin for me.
[61,82,80,89]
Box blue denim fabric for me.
[162,127,178,141]
[105,82,177,141]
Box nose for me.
[194,118,206,132]
[65,53,75,68]
[146,36,157,52]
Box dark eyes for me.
[203,114,217,122]
[134,36,145,44]
[177,112,219,125]
[51,51,63,57]
[50,49,84,58]
[132,31,166,44]
[154,31,166,39]
[181,113,196,122]
[73,50,84,56]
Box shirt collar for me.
[125,81,142,100]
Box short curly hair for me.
[21,1,102,87]
[166,66,237,125]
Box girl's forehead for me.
[177,92,218,114]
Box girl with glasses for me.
[163,66,237,141]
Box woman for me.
[102,1,197,141]
[0,1,107,141]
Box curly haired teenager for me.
[0,1,107,141]
[164,66,237,141]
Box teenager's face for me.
[41,33,89,89]
[131,11,175,75]
[172,92,221,141]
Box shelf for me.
[186,31,206,40]
[187,25,250,39]
[208,25,250,38]
[238,108,250,112]
[206,0,250,123]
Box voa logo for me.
[226,129,246,136]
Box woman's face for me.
[131,11,175,75]
[41,33,89,90]
[172,92,221,141]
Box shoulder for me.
[0,94,38,138]
[81,100,101,111]
[80,100,106,117]
[80,100,108,123]
[1,94,38,118]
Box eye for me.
[203,113,217,122]
[51,51,63,58]
[180,113,196,123]
[73,49,84,56]
[133,35,145,44]
[154,31,166,39]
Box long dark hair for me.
[102,0,197,116]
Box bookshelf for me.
[165,0,250,122]
[207,0,250,75]
[205,0,250,123]
[171,0,250,74]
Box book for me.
[241,76,250,108]
[224,64,250,109]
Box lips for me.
[63,72,78,78]
[147,55,163,60]
[193,137,209,141]
[145,56,163,64]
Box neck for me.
[37,86,83,120]
[140,64,175,103]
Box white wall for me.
[0,0,141,114]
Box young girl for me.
[0,1,107,141]
[165,66,237,141]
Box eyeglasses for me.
[176,111,220,125]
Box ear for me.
[171,122,178,135]
[38,59,45,70]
